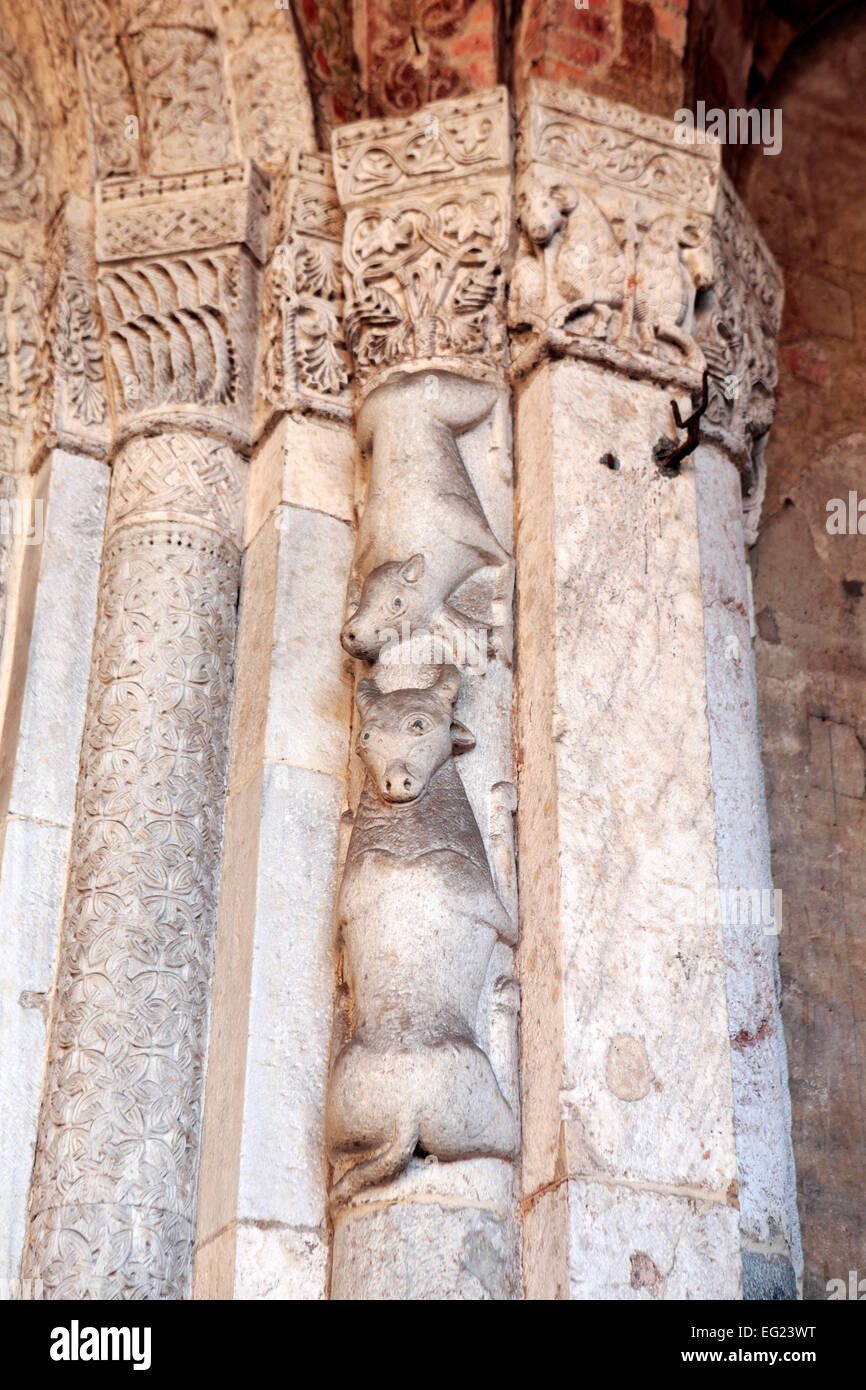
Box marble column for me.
[511,82,749,1299]
[22,166,266,1299]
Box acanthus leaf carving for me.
[260,152,351,424]
[333,89,513,392]
[510,81,721,392]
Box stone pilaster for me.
[694,173,802,1297]
[22,166,265,1299]
[327,90,521,1300]
[512,82,748,1299]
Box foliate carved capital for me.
[510,80,721,391]
[332,87,513,398]
[94,164,269,444]
[39,196,110,459]
[696,172,783,506]
[259,151,351,427]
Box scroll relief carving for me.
[696,172,784,541]
[327,365,518,1210]
[95,165,267,443]
[0,30,45,223]
[260,152,351,425]
[332,88,513,392]
[39,196,109,454]
[117,2,236,175]
[66,0,141,179]
[510,81,721,391]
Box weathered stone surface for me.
[515,357,741,1296]
[332,1198,519,1301]
[695,443,801,1286]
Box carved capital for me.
[94,164,269,444]
[511,80,720,391]
[39,196,110,459]
[259,152,351,427]
[332,88,513,398]
[696,171,784,530]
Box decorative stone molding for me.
[39,196,110,459]
[95,164,268,445]
[510,80,720,390]
[260,152,351,425]
[696,172,784,544]
[66,0,141,179]
[332,88,513,397]
[0,254,42,471]
[118,4,236,176]
[23,431,243,1300]
[0,32,45,224]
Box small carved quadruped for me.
[326,665,518,1212]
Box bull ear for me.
[346,574,361,615]
[450,719,476,753]
[552,182,578,214]
[401,553,424,584]
[355,677,380,718]
[430,663,460,705]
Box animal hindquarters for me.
[326,1038,517,1206]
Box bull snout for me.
[341,619,376,659]
[380,761,424,803]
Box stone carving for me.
[340,371,513,665]
[511,81,720,390]
[23,431,244,1299]
[95,167,266,443]
[0,32,45,222]
[326,665,518,1209]
[696,172,784,539]
[39,197,109,453]
[333,89,512,389]
[66,0,141,178]
[95,164,269,265]
[120,13,236,175]
[261,153,351,423]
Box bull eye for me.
[362,731,370,741]
[392,595,404,611]
[411,718,426,733]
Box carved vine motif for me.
[121,22,235,175]
[0,32,45,222]
[262,155,351,420]
[24,434,243,1299]
[510,81,720,390]
[66,0,141,179]
[0,255,42,425]
[334,89,512,387]
[341,371,513,666]
[326,665,518,1210]
[696,171,783,492]
[40,199,109,439]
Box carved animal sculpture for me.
[326,666,518,1210]
[509,172,624,340]
[634,216,712,363]
[340,370,513,664]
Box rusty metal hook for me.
[653,369,709,475]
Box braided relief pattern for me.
[24,434,243,1299]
